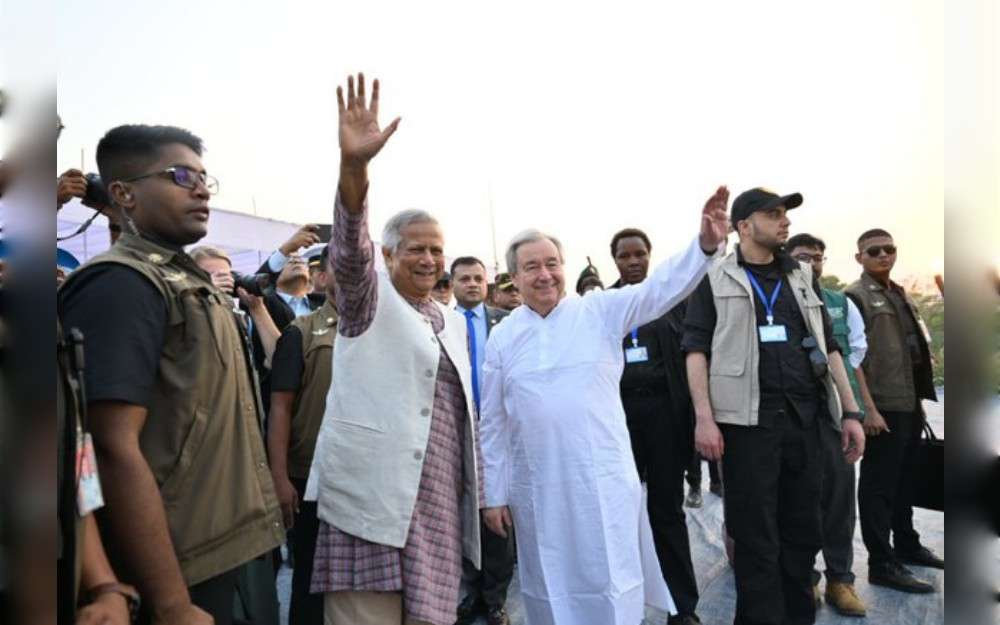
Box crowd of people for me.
[54,74,943,625]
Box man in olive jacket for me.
[846,228,942,594]
[59,125,284,625]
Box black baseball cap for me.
[730,188,803,224]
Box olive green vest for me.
[821,288,864,415]
[845,273,935,412]
[60,233,284,586]
[286,300,337,479]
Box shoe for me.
[709,482,723,497]
[895,545,944,569]
[869,563,935,594]
[825,581,867,617]
[813,584,822,609]
[454,594,483,625]
[485,604,510,625]
[667,614,702,625]
[685,488,703,508]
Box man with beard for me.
[683,188,866,625]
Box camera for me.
[800,335,829,379]
[231,272,271,297]
[82,173,111,209]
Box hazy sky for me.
[56,0,943,285]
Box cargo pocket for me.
[160,407,211,503]
[177,287,230,367]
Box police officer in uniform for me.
[59,125,284,625]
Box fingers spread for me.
[347,75,356,110]
[357,72,366,108]
[371,78,381,116]
[336,86,346,114]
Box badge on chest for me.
[758,324,788,343]
[625,346,649,363]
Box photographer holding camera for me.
[58,124,284,625]
[682,188,865,625]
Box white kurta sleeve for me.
[845,297,868,369]
[592,236,719,337]
[480,338,511,508]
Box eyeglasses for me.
[122,165,219,194]
[864,244,897,257]
[792,253,827,263]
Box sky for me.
[54,0,944,286]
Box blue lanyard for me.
[630,328,639,347]
[744,269,782,326]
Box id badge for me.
[625,346,649,363]
[76,431,105,516]
[758,324,788,343]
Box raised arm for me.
[330,73,402,335]
[595,186,730,336]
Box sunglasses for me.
[864,244,897,257]
[122,165,219,194]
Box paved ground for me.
[279,394,957,624]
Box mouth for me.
[189,206,210,221]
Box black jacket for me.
[610,278,695,429]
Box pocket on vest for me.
[159,407,211,500]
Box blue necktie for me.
[463,309,481,415]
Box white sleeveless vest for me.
[305,273,482,568]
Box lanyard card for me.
[625,346,649,363]
[76,431,105,516]
[758,324,788,343]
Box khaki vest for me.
[60,233,284,586]
[845,273,933,412]
[306,274,482,569]
[706,252,842,428]
[286,300,337,479]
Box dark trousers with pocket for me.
[289,477,324,624]
[858,408,924,570]
[720,410,823,625]
[623,391,700,616]
[461,519,516,609]
[811,420,856,585]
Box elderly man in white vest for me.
[305,74,482,625]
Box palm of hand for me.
[337,73,400,166]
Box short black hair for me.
[785,233,826,252]
[857,228,893,248]
[96,124,204,185]
[450,256,486,276]
[610,228,652,258]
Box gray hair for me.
[505,229,565,275]
[381,209,439,253]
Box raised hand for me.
[699,185,730,254]
[338,73,401,168]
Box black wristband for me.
[842,411,864,422]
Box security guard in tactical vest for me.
[846,228,942,594]
[59,125,284,625]
[682,188,866,625]
[267,244,337,625]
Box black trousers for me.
[858,408,923,569]
[686,452,722,490]
[720,410,823,625]
[461,519,516,608]
[622,392,700,616]
[289,477,323,624]
[812,420,856,585]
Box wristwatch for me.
[86,582,141,622]
[842,411,864,422]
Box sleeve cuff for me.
[268,250,288,273]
